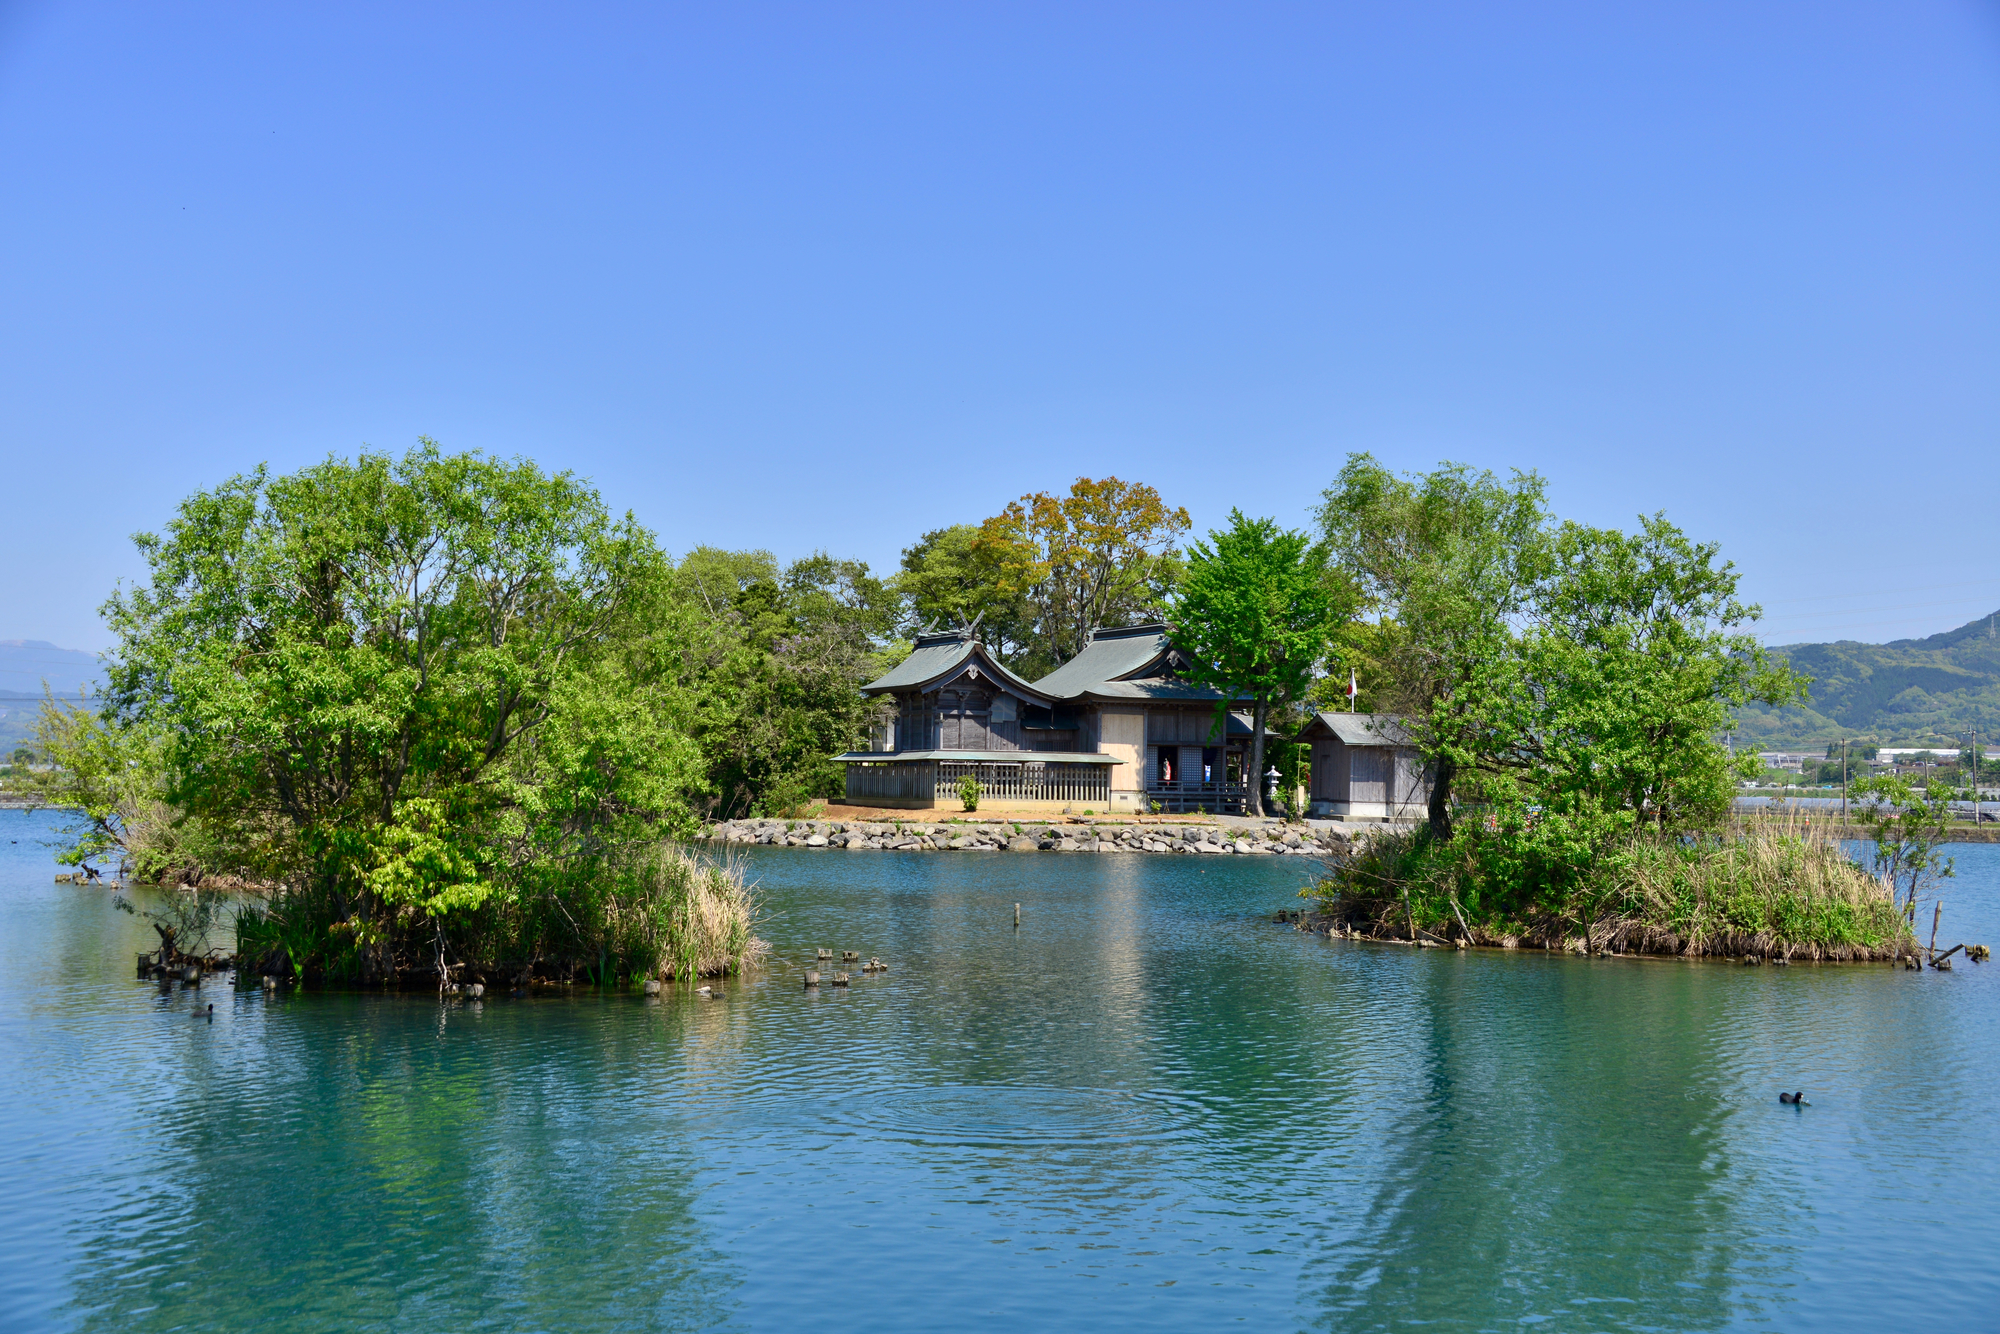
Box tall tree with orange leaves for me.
[975,477,1192,672]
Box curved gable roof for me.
[1031,623,1170,697]
[1031,622,1251,703]
[859,630,1051,701]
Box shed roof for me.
[858,630,1051,701]
[1299,712,1417,747]
[1031,623,1251,704]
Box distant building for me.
[1296,713,1431,822]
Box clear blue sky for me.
[2,1,1996,655]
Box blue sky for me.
[2,1,1996,656]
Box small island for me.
[19,446,1989,984]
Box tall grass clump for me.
[1310,809,1911,960]
[609,844,763,983]
[236,844,764,987]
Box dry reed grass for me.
[625,845,768,981]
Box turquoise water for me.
[2,806,1996,1332]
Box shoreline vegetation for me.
[227,844,763,990]
[1301,811,1929,964]
[104,843,762,991]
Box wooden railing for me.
[1145,780,1250,814]
[936,761,1109,806]
[843,759,1110,806]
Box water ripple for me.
[833,1083,1189,1149]
[3,820,1999,1332]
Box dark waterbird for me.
[1779,1091,1810,1105]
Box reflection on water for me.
[57,995,739,1333]
[1315,962,1755,1329]
[2,811,1997,1332]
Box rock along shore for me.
[704,817,1353,857]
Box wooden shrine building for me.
[833,623,1279,814]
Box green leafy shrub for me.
[1309,810,1906,953]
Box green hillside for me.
[1733,610,2000,748]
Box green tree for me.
[1465,516,1807,896]
[976,477,1191,673]
[669,547,901,817]
[1316,454,1551,840]
[25,690,133,874]
[1171,511,1344,817]
[30,684,239,879]
[1518,518,1805,824]
[1851,771,1956,927]
[98,441,702,981]
[893,524,1037,658]
[675,545,780,620]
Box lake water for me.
[2,807,1996,1332]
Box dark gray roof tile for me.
[1300,712,1417,746]
[860,631,1050,699]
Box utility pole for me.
[1841,740,1848,827]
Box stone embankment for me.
[705,817,1352,856]
[0,793,56,810]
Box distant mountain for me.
[0,639,103,698]
[1733,611,2000,749]
[0,640,103,750]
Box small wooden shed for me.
[1297,712,1430,822]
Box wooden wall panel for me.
[1100,708,1144,790]
[1349,747,1391,804]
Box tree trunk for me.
[1428,754,1455,842]
[1248,698,1268,818]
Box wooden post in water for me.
[1014,902,1020,928]
[1929,899,1943,964]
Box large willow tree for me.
[101,442,704,980]
[1317,454,1551,840]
